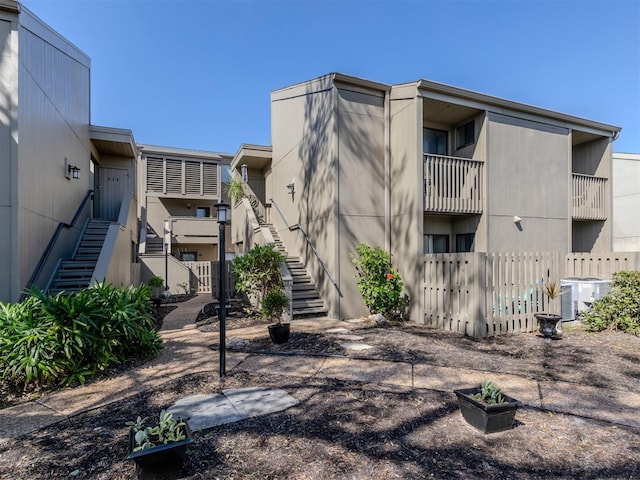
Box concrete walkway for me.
[1,294,639,443]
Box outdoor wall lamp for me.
[65,157,80,180]
[513,216,523,231]
[286,182,295,198]
[241,164,248,183]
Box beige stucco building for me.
[0,2,231,302]
[232,73,622,322]
[612,153,640,252]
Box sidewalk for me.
[1,294,638,443]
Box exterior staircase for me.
[266,224,328,318]
[48,219,111,294]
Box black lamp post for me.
[216,201,230,378]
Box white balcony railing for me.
[572,174,607,221]
[424,154,483,214]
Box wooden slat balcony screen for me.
[572,173,607,220]
[424,154,483,214]
[146,156,219,198]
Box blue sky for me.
[21,0,640,155]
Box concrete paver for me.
[0,294,637,444]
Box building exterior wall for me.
[0,5,92,302]
[389,92,423,322]
[485,113,570,253]
[612,153,640,252]
[270,76,340,316]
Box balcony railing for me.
[424,154,483,214]
[572,174,607,221]
[170,217,218,243]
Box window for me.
[456,233,475,252]
[196,206,210,218]
[424,234,450,253]
[423,128,447,155]
[456,121,475,149]
[180,251,198,262]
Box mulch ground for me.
[1,310,639,479]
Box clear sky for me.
[20,0,640,155]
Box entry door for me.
[97,167,128,220]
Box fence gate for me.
[183,261,212,293]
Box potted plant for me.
[126,409,192,472]
[454,380,521,434]
[148,276,165,309]
[263,287,291,344]
[534,281,565,338]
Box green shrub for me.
[261,288,290,323]
[0,283,163,390]
[232,245,285,304]
[350,243,404,318]
[581,271,640,334]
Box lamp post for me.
[215,201,230,378]
[163,220,171,297]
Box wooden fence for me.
[424,251,640,339]
[182,260,235,297]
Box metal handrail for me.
[269,198,342,296]
[25,189,94,296]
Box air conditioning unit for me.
[560,277,612,321]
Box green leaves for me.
[261,288,290,322]
[0,284,163,391]
[581,271,640,334]
[128,410,187,451]
[233,245,285,302]
[350,243,404,318]
[474,380,506,405]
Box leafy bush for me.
[350,243,404,318]
[261,288,290,323]
[232,245,285,305]
[581,271,640,334]
[0,283,163,390]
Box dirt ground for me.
[1,315,639,479]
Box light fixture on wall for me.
[64,157,80,180]
[286,182,295,198]
[513,216,523,231]
[241,164,248,183]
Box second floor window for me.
[196,207,210,218]
[456,121,475,149]
[423,128,447,155]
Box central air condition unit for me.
[560,277,612,321]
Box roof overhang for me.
[138,144,232,163]
[90,125,137,158]
[416,80,621,138]
[231,143,272,172]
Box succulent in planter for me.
[454,380,521,434]
[473,380,506,405]
[535,281,566,338]
[126,409,193,471]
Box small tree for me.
[261,288,290,324]
[232,245,285,306]
[225,178,245,204]
[350,243,404,318]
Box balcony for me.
[572,174,607,221]
[424,154,484,214]
[170,217,218,244]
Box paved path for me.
[1,294,639,443]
